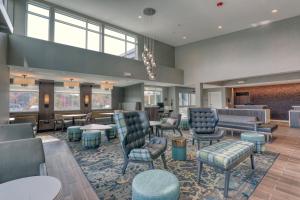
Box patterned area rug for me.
[53,131,278,200]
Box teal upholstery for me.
[241,132,266,153]
[172,137,187,161]
[197,139,255,170]
[67,126,82,141]
[0,138,46,183]
[82,130,101,149]
[105,124,117,140]
[132,169,180,200]
[0,123,34,142]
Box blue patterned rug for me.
[53,131,278,200]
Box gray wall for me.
[175,16,300,85]
[8,35,183,84]
[111,87,124,110]
[124,83,144,106]
[10,0,175,68]
[0,33,9,124]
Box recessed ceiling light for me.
[182,36,187,40]
[218,25,223,29]
[272,9,278,14]
[138,15,142,19]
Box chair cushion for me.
[166,118,177,125]
[197,139,255,170]
[192,129,224,141]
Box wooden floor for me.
[250,125,300,200]
[40,125,300,200]
[42,136,99,200]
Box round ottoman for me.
[172,137,187,161]
[67,126,82,141]
[104,124,117,141]
[82,130,101,149]
[132,169,180,200]
[241,132,265,153]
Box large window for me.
[144,87,163,106]
[26,1,138,59]
[104,27,138,59]
[178,92,196,117]
[92,88,112,109]
[26,2,50,40]
[54,87,80,111]
[9,85,39,112]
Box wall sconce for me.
[84,95,89,107]
[44,94,50,108]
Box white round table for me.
[0,176,62,200]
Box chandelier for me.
[13,75,35,86]
[142,37,157,80]
[64,78,80,89]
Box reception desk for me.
[289,106,300,128]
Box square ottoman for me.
[197,139,255,198]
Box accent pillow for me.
[166,118,177,125]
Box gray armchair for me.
[159,113,183,137]
[189,108,225,150]
[75,112,92,125]
[0,123,34,142]
[54,114,72,131]
[114,111,167,174]
[0,138,47,183]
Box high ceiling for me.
[44,0,300,46]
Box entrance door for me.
[208,91,222,109]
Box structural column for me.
[195,82,204,107]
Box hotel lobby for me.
[1,0,300,199]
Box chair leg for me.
[161,130,163,137]
[197,160,203,183]
[177,128,183,136]
[192,138,195,145]
[148,161,154,170]
[161,153,167,169]
[122,159,129,175]
[209,140,212,145]
[197,140,200,150]
[173,129,176,135]
[250,154,255,169]
[224,170,231,198]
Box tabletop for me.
[101,112,114,115]
[80,124,112,131]
[150,121,162,126]
[0,176,62,200]
[62,114,86,118]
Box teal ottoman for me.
[67,126,82,141]
[105,124,117,141]
[82,130,101,149]
[172,137,187,161]
[132,169,180,200]
[179,117,189,130]
[241,132,266,153]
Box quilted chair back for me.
[188,108,219,134]
[114,111,150,157]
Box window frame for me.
[26,1,50,41]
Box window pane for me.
[92,89,111,109]
[87,31,100,51]
[126,42,137,59]
[54,21,86,48]
[54,87,80,111]
[27,14,49,40]
[88,23,100,32]
[144,87,163,106]
[127,36,136,43]
[55,12,86,28]
[10,85,39,112]
[104,36,125,56]
[104,28,125,39]
[28,4,49,17]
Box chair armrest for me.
[39,163,48,176]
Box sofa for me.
[0,138,47,183]
[0,123,35,142]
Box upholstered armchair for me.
[189,108,225,150]
[114,111,167,174]
[0,138,47,183]
[75,112,92,125]
[54,114,72,131]
[0,123,34,142]
[159,113,183,137]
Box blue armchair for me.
[114,111,167,174]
